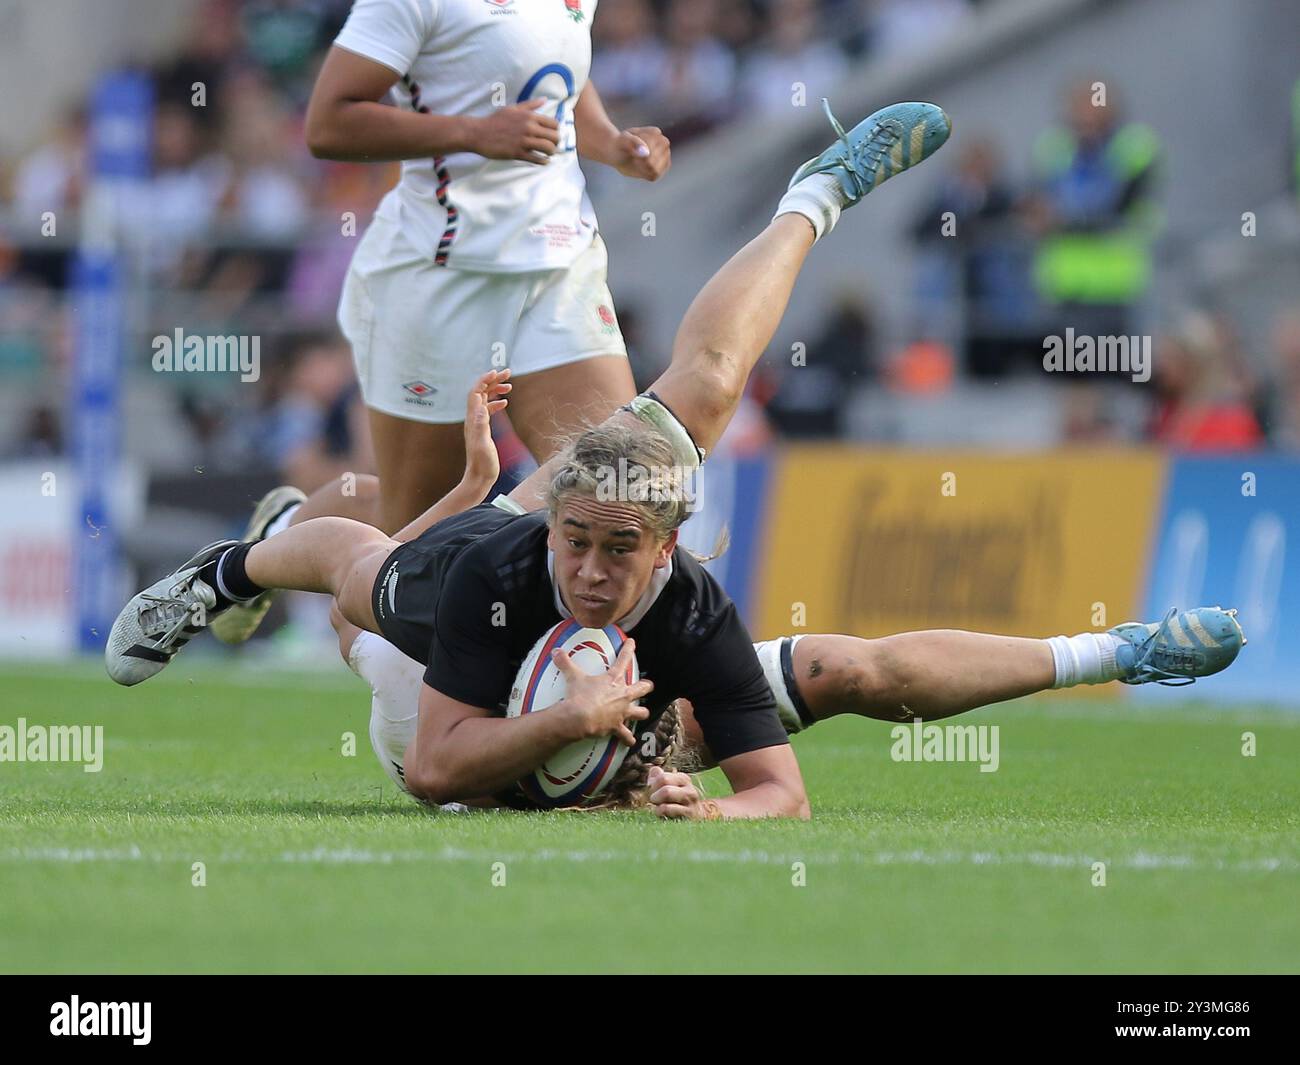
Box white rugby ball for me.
[506,620,638,808]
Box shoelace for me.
[820,99,901,200]
[1130,607,1200,687]
[138,577,213,648]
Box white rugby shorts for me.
[339,214,628,424]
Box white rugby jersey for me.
[335,0,601,272]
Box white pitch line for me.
[1,845,1295,873]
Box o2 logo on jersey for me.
[519,64,577,154]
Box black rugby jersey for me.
[371,502,789,763]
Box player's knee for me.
[821,644,893,712]
[698,349,746,408]
[405,761,451,805]
[334,535,392,622]
[330,601,360,664]
[864,637,921,712]
[670,354,745,428]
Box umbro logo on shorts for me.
[403,380,437,405]
[483,0,517,12]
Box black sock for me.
[197,542,264,609]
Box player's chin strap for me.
[620,391,707,469]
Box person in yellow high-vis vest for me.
[1030,81,1162,342]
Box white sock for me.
[773,173,844,242]
[1047,632,1124,688]
[264,503,301,539]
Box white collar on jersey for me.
[547,549,674,632]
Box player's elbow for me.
[783,784,812,821]
[749,776,810,820]
[772,774,811,820]
[405,758,458,806]
[304,101,347,159]
[304,118,340,160]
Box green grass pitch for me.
[1,661,1297,973]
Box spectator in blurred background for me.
[740,0,848,117]
[124,103,228,274]
[240,0,342,101]
[657,0,738,139]
[1027,80,1162,347]
[868,0,972,54]
[252,332,371,491]
[10,107,87,229]
[912,137,1030,377]
[589,0,668,129]
[762,290,877,438]
[1148,313,1264,451]
[715,0,763,56]
[1061,384,1122,444]
[10,405,62,459]
[217,70,311,240]
[152,0,244,127]
[1263,310,1300,449]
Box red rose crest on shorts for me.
[596,304,616,334]
[564,0,584,22]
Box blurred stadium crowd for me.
[2,0,1300,500]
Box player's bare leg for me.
[506,354,636,460]
[783,608,1246,725]
[505,215,817,510]
[368,412,468,534]
[209,473,386,645]
[240,518,390,631]
[650,214,817,455]
[289,473,383,527]
[791,632,1054,723]
[107,373,511,684]
[676,611,1245,758]
[509,101,951,509]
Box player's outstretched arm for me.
[404,642,653,804]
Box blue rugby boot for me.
[1111,606,1246,686]
[791,99,952,197]
[777,100,951,240]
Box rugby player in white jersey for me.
[107,99,1244,818]
[227,0,670,586]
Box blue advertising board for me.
[1139,455,1300,705]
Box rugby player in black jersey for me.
[108,97,965,819]
[109,361,806,818]
[106,99,1243,818]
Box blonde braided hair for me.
[580,700,702,810]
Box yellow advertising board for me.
[752,448,1166,643]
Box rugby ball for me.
[506,620,638,808]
